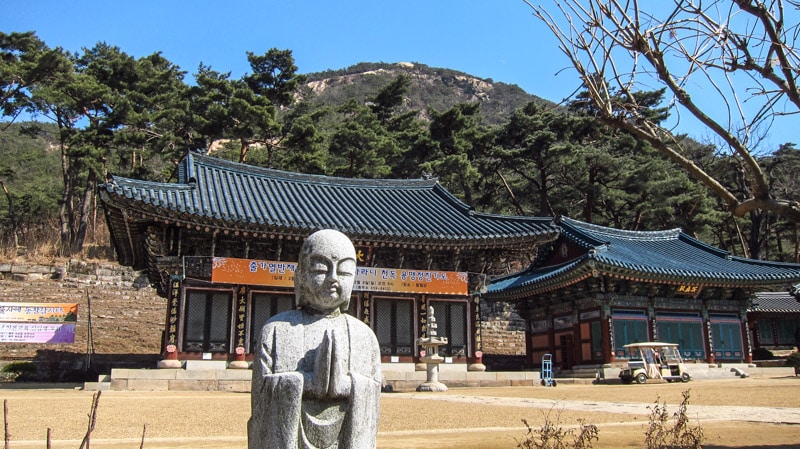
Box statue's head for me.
[295,229,357,314]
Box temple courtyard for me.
[1,375,799,448]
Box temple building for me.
[483,217,800,369]
[749,291,800,351]
[98,153,559,368]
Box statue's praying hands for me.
[303,328,352,399]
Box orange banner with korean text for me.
[0,302,78,343]
[211,257,469,296]
[0,303,78,323]
[212,258,296,287]
[353,267,469,295]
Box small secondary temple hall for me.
[484,217,800,368]
[99,153,800,371]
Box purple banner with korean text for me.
[0,302,77,343]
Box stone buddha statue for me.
[248,229,382,449]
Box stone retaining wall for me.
[480,300,526,356]
[0,260,165,380]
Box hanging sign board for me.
[212,258,296,288]
[0,322,76,343]
[211,257,469,296]
[0,302,78,343]
[353,267,469,295]
[676,284,703,297]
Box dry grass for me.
[2,377,799,448]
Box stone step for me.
[556,370,601,379]
[83,381,111,391]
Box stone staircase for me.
[83,373,112,391]
[553,365,606,384]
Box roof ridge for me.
[560,216,681,241]
[103,175,194,190]
[189,153,438,189]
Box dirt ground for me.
[1,376,799,449]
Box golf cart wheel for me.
[680,373,691,383]
[552,380,557,387]
[635,373,648,384]
[541,379,545,386]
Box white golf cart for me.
[618,342,691,384]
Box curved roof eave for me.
[485,254,800,301]
[589,254,800,286]
[484,257,594,301]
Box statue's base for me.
[468,362,486,372]
[416,381,448,392]
[157,359,182,369]
[228,360,250,369]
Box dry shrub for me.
[516,407,599,449]
[517,389,704,449]
[645,390,703,449]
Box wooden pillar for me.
[233,287,247,348]
[229,286,248,369]
[547,317,556,366]
[415,295,428,370]
[572,306,582,365]
[741,309,753,363]
[600,303,614,363]
[702,307,715,364]
[469,293,485,371]
[158,274,183,368]
[647,304,656,341]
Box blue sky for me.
[2,0,795,148]
[4,1,561,95]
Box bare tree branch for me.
[527,0,800,223]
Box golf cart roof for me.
[623,342,679,349]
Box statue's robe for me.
[248,310,382,449]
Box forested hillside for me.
[1,31,798,263]
[305,62,547,125]
[0,122,62,253]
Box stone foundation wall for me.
[480,301,526,356]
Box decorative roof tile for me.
[750,291,800,314]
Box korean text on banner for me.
[0,302,78,344]
[211,257,469,295]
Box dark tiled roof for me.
[99,153,559,251]
[486,217,800,300]
[750,291,800,313]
